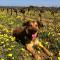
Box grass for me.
[0,8,60,60]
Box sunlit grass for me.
[0,8,60,60]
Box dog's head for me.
[23,20,43,39]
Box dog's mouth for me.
[26,29,38,39]
[32,32,37,39]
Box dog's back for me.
[13,27,24,44]
[13,27,23,38]
[13,27,31,45]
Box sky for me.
[0,0,60,7]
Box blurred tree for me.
[39,9,44,21]
[1,8,4,12]
[19,9,25,14]
[13,9,18,16]
[7,8,9,13]
[50,7,58,19]
[11,9,12,15]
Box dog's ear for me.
[23,21,30,27]
[37,20,44,28]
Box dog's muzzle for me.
[28,28,38,34]
[26,28,38,39]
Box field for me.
[0,6,60,60]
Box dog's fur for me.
[13,20,53,60]
[13,20,43,45]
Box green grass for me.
[0,9,60,60]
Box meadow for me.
[0,6,60,60]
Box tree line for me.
[0,6,60,17]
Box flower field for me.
[0,7,60,60]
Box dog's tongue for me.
[32,34,37,39]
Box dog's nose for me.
[32,27,39,31]
[30,28,38,34]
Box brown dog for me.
[13,20,53,60]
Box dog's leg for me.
[38,42,53,57]
[26,43,42,60]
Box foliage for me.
[0,7,60,60]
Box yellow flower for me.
[11,45,15,48]
[7,48,12,51]
[12,57,14,59]
[58,57,60,60]
[1,41,4,44]
[56,38,58,40]
[1,58,4,60]
[59,51,60,56]
[5,39,9,42]
[6,43,9,46]
[20,48,25,51]
[3,28,9,33]
[26,53,29,56]
[7,53,13,57]
[4,34,8,37]
[52,34,54,36]
[38,42,43,47]
[48,32,51,36]
[11,37,15,41]
[6,30,9,33]
[3,45,5,47]
[0,34,3,37]
[45,42,48,45]
[16,16,21,19]
[57,33,60,35]
[29,53,32,56]
[38,51,40,54]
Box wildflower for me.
[7,53,13,57]
[26,53,29,56]
[7,48,12,51]
[0,34,3,37]
[20,48,25,51]
[52,34,54,36]
[3,44,5,47]
[38,42,43,47]
[1,41,4,44]
[5,39,9,42]
[16,16,21,19]
[56,38,58,40]
[48,32,51,36]
[38,51,40,54]
[6,43,9,46]
[11,45,15,48]
[29,53,32,56]
[4,34,8,37]
[59,51,60,56]
[3,28,9,33]
[57,33,60,35]
[1,58,4,60]
[10,37,15,41]
[58,57,60,60]
[12,57,14,59]
[45,42,48,45]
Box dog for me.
[13,20,53,60]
